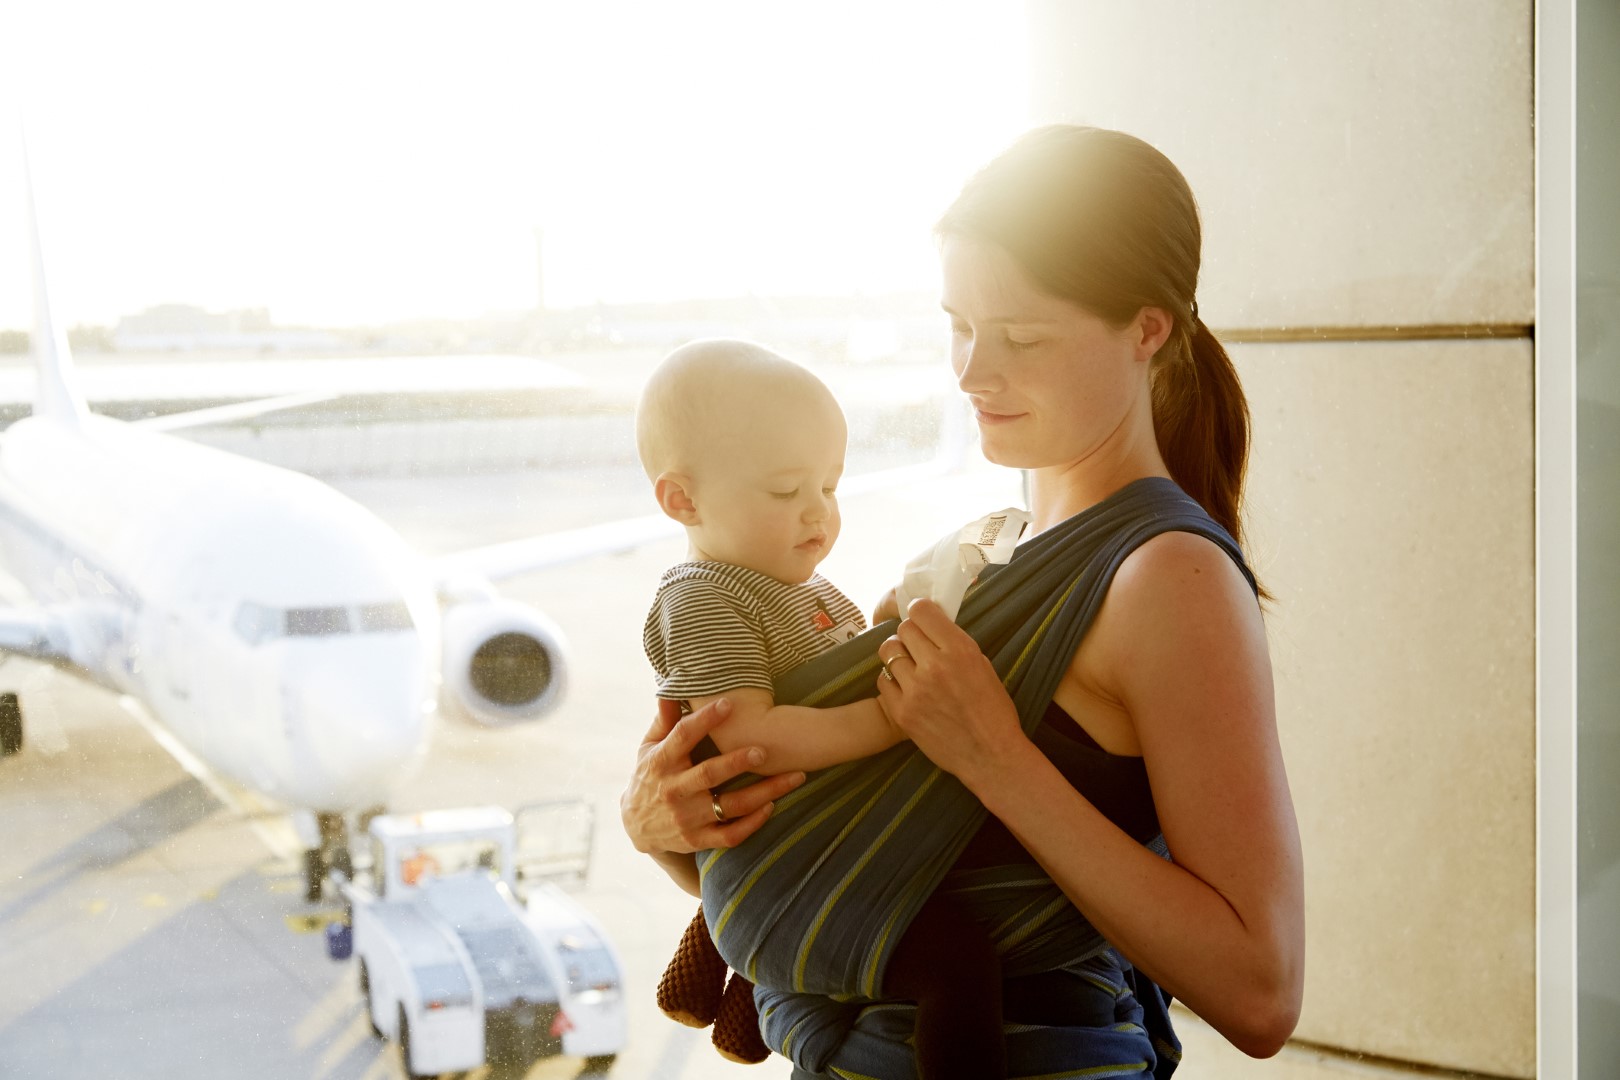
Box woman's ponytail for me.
[1151,316,1250,546]
[1151,316,1267,598]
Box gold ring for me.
[879,656,898,681]
[712,794,727,823]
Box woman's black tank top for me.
[955,701,1160,869]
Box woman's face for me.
[940,237,1152,472]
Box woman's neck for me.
[1024,428,1170,535]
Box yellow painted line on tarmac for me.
[140,893,168,908]
[82,899,109,915]
[268,879,305,894]
[283,912,340,934]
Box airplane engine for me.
[439,600,568,725]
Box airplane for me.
[0,146,964,902]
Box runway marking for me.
[140,893,167,908]
[82,899,108,915]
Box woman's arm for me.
[878,534,1304,1058]
[695,690,905,774]
[621,698,808,897]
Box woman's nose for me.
[954,336,993,393]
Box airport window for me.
[285,606,351,636]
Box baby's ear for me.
[654,472,701,525]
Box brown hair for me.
[937,125,1257,561]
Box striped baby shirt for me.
[644,560,866,702]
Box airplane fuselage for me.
[0,414,436,811]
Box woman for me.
[622,125,1304,1075]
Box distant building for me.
[113,304,341,353]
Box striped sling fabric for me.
[698,477,1257,1078]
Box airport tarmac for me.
[0,453,1022,1080]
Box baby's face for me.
[688,402,846,585]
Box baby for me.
[636,339,1006,1078]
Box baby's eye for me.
[768,488,799,500]
[822,486,838,497]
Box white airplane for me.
[0,150,963,902]
[0,152,684,900]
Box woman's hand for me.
[875,598,1027,787]
[621,697,806,856]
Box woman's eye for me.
[1006,335,1041,350]
[949,322,971,338]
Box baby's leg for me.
[884,892,1006,1079]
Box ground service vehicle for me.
[331,803,625,1078]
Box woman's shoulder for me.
[1121,525,1246,576]
[1082,529,1262,677]
[1111,529,1257,621]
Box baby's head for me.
[636,339,847,585]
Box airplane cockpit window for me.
[233,602,416,645]
[231,601,280,646]
[285,606,351,636]
[358,601,413,631]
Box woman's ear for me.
[654,472,700,525]
[1134,306,1175,362]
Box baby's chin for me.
[764,557,827,586]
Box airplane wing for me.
[429,452,965,587]
[132,390,342,432]
[432,512,683,587]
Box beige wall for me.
[1026,3,1537,1077]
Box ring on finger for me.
[712,794,728,823]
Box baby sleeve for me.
[645,573,775,701]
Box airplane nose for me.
[287,645,432,806]
[306,691,427,798]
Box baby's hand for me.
[871,586,901,624]
[872,690,908,743]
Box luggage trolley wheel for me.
[359,961,383,1039]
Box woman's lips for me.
[973,406,1025,425]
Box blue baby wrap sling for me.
[697,477,1257,1079]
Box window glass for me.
[0,6,1032,1079]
